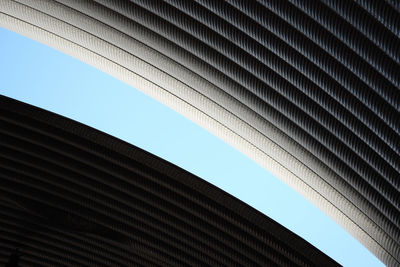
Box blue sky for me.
[0,27,383,266]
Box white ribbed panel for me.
[0,0,396,264]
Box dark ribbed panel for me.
[191,0,400,242]
[1,0,399,265]
[0,95,338,266]
[165,0,400,223]
[93,0,400,264]
[353,0,400,38]
[97,0,400,212]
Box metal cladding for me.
[0,0,399,265]
[0,95,339,266]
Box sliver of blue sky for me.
[0,27,383,266]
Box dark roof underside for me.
[0,0,399,265]
[0,95,338,266]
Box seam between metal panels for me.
[156,0,400,187]
[0,123,254,266]
[263,0,400,103]
[166,0,400,247]
[0,94,344,266]
[0,223,105,267]
[0,2,340,255]
[0,164,220,266]
[95,0,400,231]
[0,12,326,267]
[0,206,150,266]
[353,0,400,37]
[7,0,394,251]
[71,2,400,251]
[2,95,396,264]
[159,0,400,229]
[0,91,310,266]
[0,154,236,267]
[0,0,376,251]
[0,152,215,266]
[194,0,400,174]
[0,154,247,266]
[228,0,400,132]
[36,0,400,232]
[286,0,400,88]
[0,0,400,266]
[0,2,394,266]
[318,0,400,64]
[0,209,159,266]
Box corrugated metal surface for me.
[0,0,399,265]
[0,95,338,266]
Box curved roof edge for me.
[1,0,398,265]
[0,94,339,266]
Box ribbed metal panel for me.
[0,95,338,266]
[0,0,399,265]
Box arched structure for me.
[0,0,399,265]
[0,95,338,266]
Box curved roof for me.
[0,0,399,265]
[0,95,338,266]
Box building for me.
[0,0,399,265]
[0,95,338,266]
